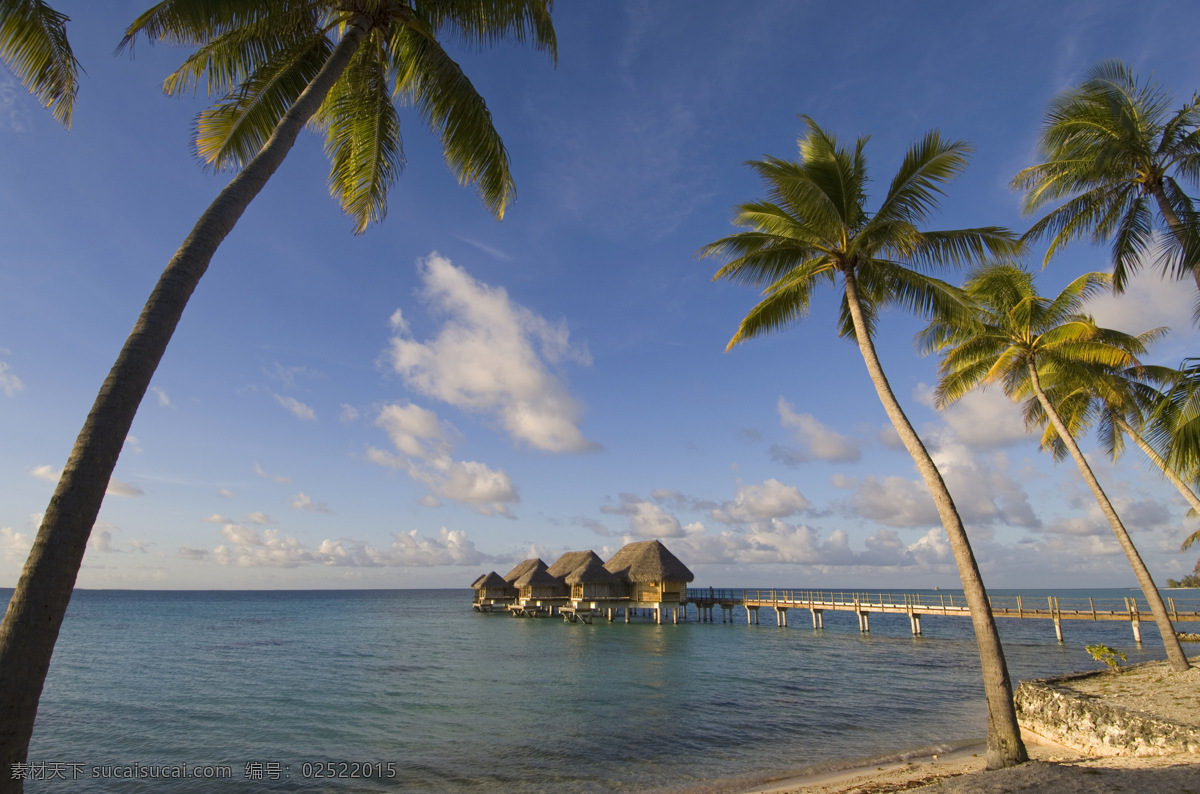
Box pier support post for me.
[747,606,759,625]
[909,612,921,636]
[625,607,631,623]
[1131,617,1142,644]
[655,607,662,624]
[774,607,788,627]
[858,611,870,633]
[811,608,823,629]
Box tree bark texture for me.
[1115,416,1200,515]
[841,266,1028,769]
[0,19,371,791]
[1030,366,1191,671]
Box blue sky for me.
[3,1,1200,590]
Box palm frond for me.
[0,0,80,127]
[391,19,512,218]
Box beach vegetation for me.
[1086,643,1127,672]
[0,1,556,785]
[0,0,80,126]
[921,263,1192,672]
[702,117,1029,769]
[1012,59,1200,307]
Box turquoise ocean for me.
[9,587,1200,793]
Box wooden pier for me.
[685,588,1200,643]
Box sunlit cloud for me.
[253,464,291,484]
[387,253,596,454]
[195,524,493,568]
[151,387,171,407]
[290,492,332,513]
[711,479,811,524]
[274,394,316,421]
[369,402,518,516]
[1,526,32,561]
[775,398,862,463]
[0,360,24,396]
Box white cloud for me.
[929,387,1029,449]
[31,465,57,483]
[370,402,518,516]
[178,547,211,561]
[204,524,491,568]
[218,488,236,498]
[602,494,685,538]
[244,512,276,525]
[1,526,32,561]
[1087,265,1193,342]
[290,492,331,513]
[776,398,861,462]
[387,253,595,453]
[204,514,230,524]
[152,387,171,407]
[711,479,810,524]
[89,528,119,554]
[254,464,291,484]
[274,394,316,421]
[339,404,360,422]
[0,361,24,396]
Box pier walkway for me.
[685,588,1200,643]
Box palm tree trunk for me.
[1115,416,1200,514]
[1147,182,1200,290]
[1029,366,1191,671]
[0,18,372,789]
[841,266,1027,769]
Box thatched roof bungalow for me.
[564,556,624,601]
[502,558,547,584]
[513,566,569,602]
[604,539,694,604]
[545,550,604,579]
[473,571,516,601]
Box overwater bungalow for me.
[603,539,694,622]
[472,540,695,624]
[471,571,517,611]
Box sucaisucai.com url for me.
[10,762,233,781]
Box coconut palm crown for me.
[0,0,80,126]
[1012,60,1200,295]
[122,0,556,233]
[921,263,1191,671]
[703,117,1029,769]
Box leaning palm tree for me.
[0,2,555,785]
[702,117,1029,769]
[0,0,80,126]
[922,264,1190,671]
[1012,60,1200,298]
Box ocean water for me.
[8,587,1199,793]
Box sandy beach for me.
[734,655,1200,794]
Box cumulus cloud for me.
[274,394,316,421]
[386,253,595,453]
[0,360,24,396]
[1087,266,1193,341]
[200,524,491,568]
[1,526,32,561]
[254,464,291,484]
[244,512,276,525]
[775,398,861,463]
[89,528,119,554]
[369,402,518,516]
[290,492,332,513]
[928,387,1029,449]
[602,494,686,538]
[711,479,810,524]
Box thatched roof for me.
[502,558,547,583]
[470,572,489,589]
[564,556,621,585]
[604,540,694,583]
[476,571,510,590]
[513,567,563,589]
[545,550,604,579]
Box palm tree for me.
[922,264,1191,671]
[1013,59,1200,297]
[0,0,80,126]
[702,117,1029,769]
[0,2,555,784]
